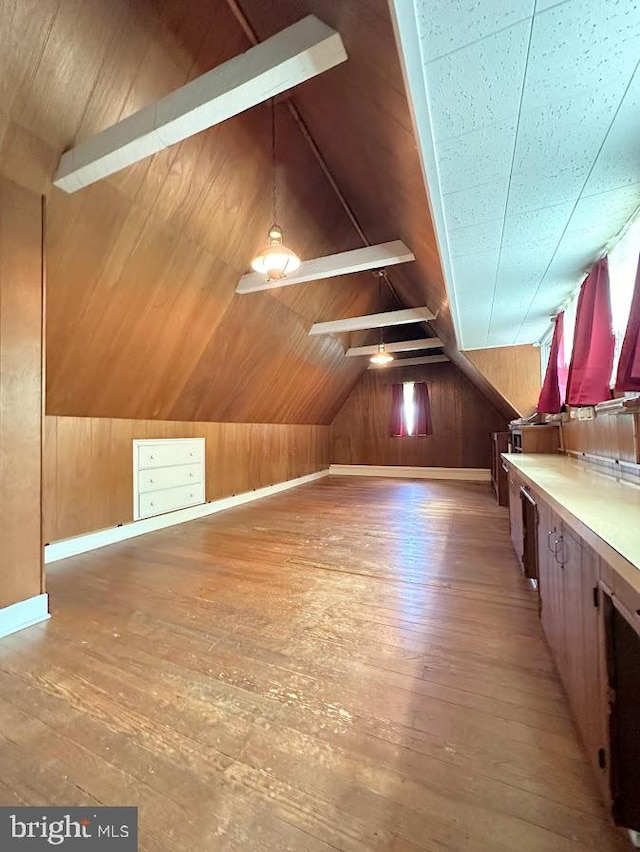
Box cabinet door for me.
[580,544,608,790]
[560,530,607,782]
[538,505,566,674]
[508,473,522,565]
[606,598,640,830]
[537,502,561,654]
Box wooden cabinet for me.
[510,423,560,454]
[604,596,640,830]
[490,432,509,505]
[537,513,608,790]
[559,531,607,786]
[537,502,566,674]
[507,471,523,567]
[502,455,640,833]
[505,465,536,577]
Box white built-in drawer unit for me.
[133,438,205,520]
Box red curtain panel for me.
[414,382,433,436]
[566,258,615,406]
[615,254,640,392]
[389,383,407,436]
[538,312,566,413]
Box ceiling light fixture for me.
[370,341,394,366]
[251,99,301,281]
[370,272,394,367]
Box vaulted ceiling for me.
[0,0,518,424]
[393,0,640,350]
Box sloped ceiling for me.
[239,0,452,337]
[0,0,518,424]
[393,0,640,350]
[0,0,400,424]
[238,0,519,420]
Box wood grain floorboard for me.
[0,477,628,850]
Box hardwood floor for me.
[0,477,628,851]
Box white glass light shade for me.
[370,343,394,366]
[251,224,301,281]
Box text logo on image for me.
[0,807,138,849]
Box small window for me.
[402,381,416,436]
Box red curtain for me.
[615,253,640,392]
[414,382,433,436]
[538,312,566,413]
[566,258,614,406]
[389,383,407,436]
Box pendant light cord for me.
[379,274,384,347]
[271,98,277,225]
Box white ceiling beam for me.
[368,355,449,370]
[236,240,414,293]
[53,15,347,193]
[309,307,434,336]
[346,337,442,357]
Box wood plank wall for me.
[0,0,388,426]
[44,416,330,542]
[0,178,44,609]
[561,412,639,463]
[463,345,541,417]
[330,362,508,468]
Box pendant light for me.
[251,99,301,280]
[370,273,394,366]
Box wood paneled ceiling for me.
[0,0,516,423]
[239,0,451,330]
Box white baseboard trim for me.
[329,464,491,482]
[0,593,50,640]
[45,469,331,564]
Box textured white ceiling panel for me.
[583,73,640,195]
[506,165,591,215]
[435,120,517,195]
[512,93,621,178]
[544,245,599,280]
[451,250,500,293]
[501,202,574,248]
[392,0,640,349]
[495,242,558,283]
[415,0,534,63]
[455,292,494,338]
[443,179,510,230]
[448,219,503,258]
[427,21,531,142]
[521,0,640,110]
[566,184,640,238]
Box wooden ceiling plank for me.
[53,15,347,193]
[368,354,449,370]
[309,307,435,336]
[346,337,443,356]
[236,240,414,294]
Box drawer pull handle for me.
[189,473,194,477]
[149,454,154,460]
[149,479,154,484]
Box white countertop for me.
[502,453,640,591]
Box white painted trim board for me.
[0,594,50,640]
[309,307,435,336]
[329,465,490,481]
[46,469,331,564]
[236,241,414,294]
[54,16,347,192]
